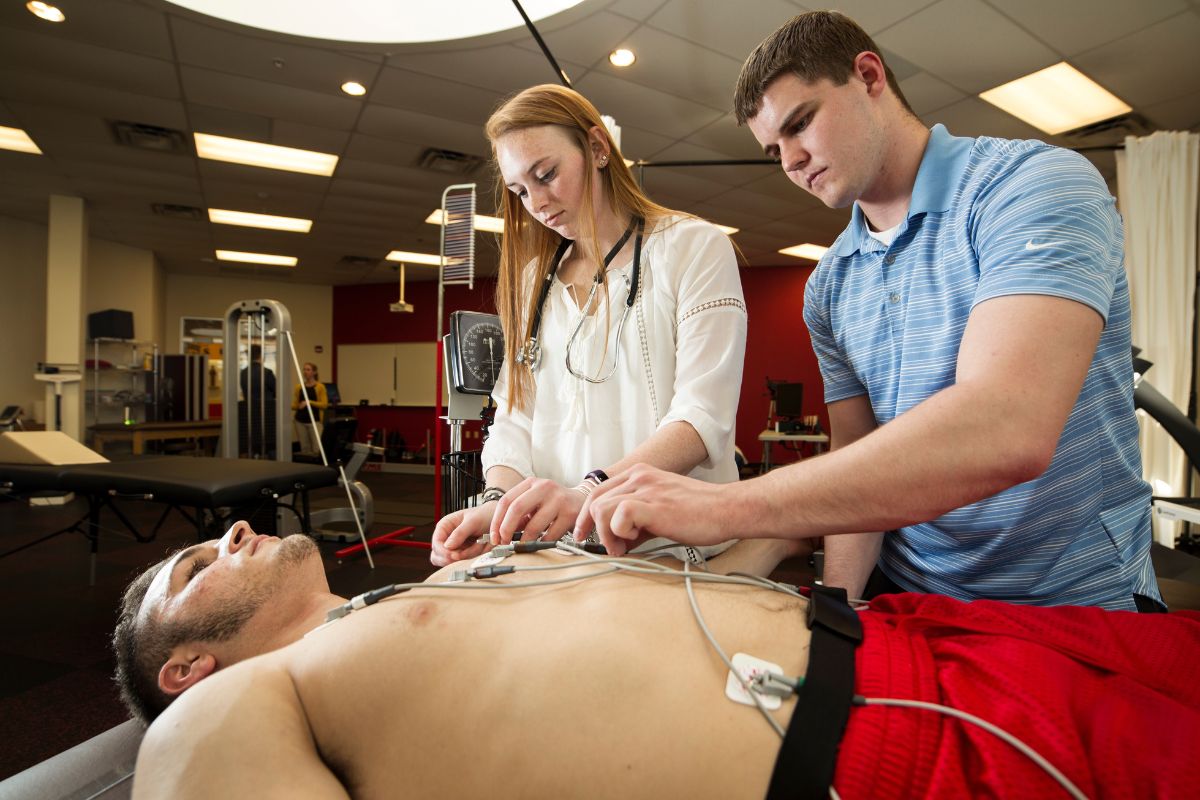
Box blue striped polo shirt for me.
[804,124,1159,610]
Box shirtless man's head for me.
[112,522,341,724]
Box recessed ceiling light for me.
[215,249,298,266]
[0,125,43,155]
[26,2,65,22]
[425,209,505,234]
[386,250,443,266]
[208,208,313,233]
[161,0,584,43]
[341,81,367,96]
[609,48,636,68]
[779,243,829,261]
[194,133,338,176]
[979,62,1132,135]
[713,224,739,236]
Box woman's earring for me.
[598,155,609,167]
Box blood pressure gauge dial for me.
[449,310,505,395]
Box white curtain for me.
[1116,131,1200,546]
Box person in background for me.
[292,362,328,457]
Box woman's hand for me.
[430,502,499,566]
[490,478,586,546]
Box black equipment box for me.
[88,309,134,340]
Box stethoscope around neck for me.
[515,216,644,384]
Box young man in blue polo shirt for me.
[575,11,1162,611]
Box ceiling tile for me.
[0,27,179,101]
[876,0,1059,94]
[639,165,733,204]
[186,104,272,142]
[179,66,362,132]
[1071,10,1200,108]
[986,0,1188,57]
[512,11,641,70]
[0,0,173,60]
[575,71,724,141]
[387,44,587,97]
[898,71,966,116]
[686,200,768,231]
[0,70,189,130]
[196,159,332,195]
[170,17,381,94]
[738,170,824,208]
[614,123,677,161]
[683,113,770,160]
[355,105,491,157]
[1142,90,1200,131]
[370,66,507,125]
[596,25,740,111]
[703,186,811,221]
[922,95,1045,140]
[607,0,672,21]
[878,48,923,83]
[270,121,353,154]
[643,141,776,185]
[822,0,942,34]
[645,0,801,60]
[4,104,117,147]
[200,179,325,218]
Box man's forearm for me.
[820,531,883,599]
[730,382,1043,540]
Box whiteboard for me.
[337,342,438,406]
[393,342,438,405]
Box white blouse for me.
[483,215,747,489]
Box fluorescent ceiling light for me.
[26,2,65,22]
[215,249,297,266]
[386,250,443,266]
[714,224,739,236]
[0,126,42,155]
[194,133,338,176]
[341,81,367,96]
[208,208,312,233]
[162,1,584,44]
[779,243,829,261]
[978,62,1132,136]
[609,48,636,67]
[425,209,505,234]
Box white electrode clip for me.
[725,653,797,711]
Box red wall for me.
[735,265,826,466]
[331,278,497,452]
[331,265,825,467]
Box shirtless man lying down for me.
[119,524,1200,799]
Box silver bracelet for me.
[480,486,505,504]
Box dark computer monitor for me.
[773,383,803,419]
[324,382,342,405]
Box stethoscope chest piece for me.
[516,337,542,372]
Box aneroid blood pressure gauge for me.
[448,310,505,395]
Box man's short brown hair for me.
[112,554,176,725]
[733,11,915,125]
[112,549,262,724]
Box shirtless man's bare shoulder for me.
[135,647,348,799]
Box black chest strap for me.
[765,585,864,800]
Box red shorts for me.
[832,594,1200,799]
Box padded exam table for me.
[0,456,338,583]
